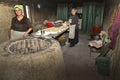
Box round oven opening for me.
[5,37,52,54]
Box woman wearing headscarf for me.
[68,8,79,47]
[10,5,32,40]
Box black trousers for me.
[69,29,79,45]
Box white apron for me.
[12,30,25,40]
[69,25,76,39]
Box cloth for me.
[110,27,119,49]
[11,16,32,32]
[68,15,79,45]
[89,31,110,48]
[69,25,76,39]
[113,9,120,27]
[110,9,120,49]
[46,22,54,28]
[99,31,108,39]
[12,30,25,40]
[89,40,103,48]
[14,5,24,11]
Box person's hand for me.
[23,32,28,38]
[67,22,70,26]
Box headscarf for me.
[14,5,24,11]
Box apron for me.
[12,30,25,40]
[69,25,76,39]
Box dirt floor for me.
[62,34,111,80]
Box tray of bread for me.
[32,25,69,38]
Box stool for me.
[89,43,110,57]
[89,46,102,57]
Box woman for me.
[10,5,32,40]
[68,8,79,47]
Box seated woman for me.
[10,5,32,40]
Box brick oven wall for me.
[0,2,15,44]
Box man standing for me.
[69,8,79,47]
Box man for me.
[68,8,79,47]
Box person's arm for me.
[23,17,33,38]
[23,28,32,38]
[10,29,13,40]
[10,18,14,40]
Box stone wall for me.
[29,4,57,32]
[0,3,15,44]
[32,7,56,25]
